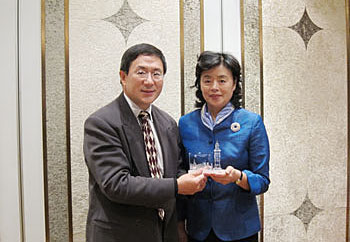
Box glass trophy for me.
[188,152,212,174]
[211,140,225,174]
[188,141,225,174]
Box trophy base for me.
[211,168,225,174]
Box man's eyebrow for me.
[202,74,211,78]
[135,65,163,72]
[135,65,146,69]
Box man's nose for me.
[144,73,155,85]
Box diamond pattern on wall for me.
[103,0,148,43]
[291,193,323,231]
[288,8,322,49]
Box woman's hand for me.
[207,166,241,185]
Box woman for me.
[178,51,270,242]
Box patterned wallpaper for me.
[288,8,322,50]
[102,0,149,44]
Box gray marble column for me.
[44,0,72,241]
[241,1,264,241]
[182,0,202,114]
[242,0,262,115]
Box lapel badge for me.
[231,122,240,132]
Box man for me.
[84,43,206,242]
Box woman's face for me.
[200,64,236,116]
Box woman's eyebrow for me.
[218,75,228,78]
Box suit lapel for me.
[118,94,151,177]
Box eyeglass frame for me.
[133,69,164,81]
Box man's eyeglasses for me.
[135,70,163,81]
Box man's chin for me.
[141,97,156,107]
[143,93,159,101]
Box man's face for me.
[120,54,164,110]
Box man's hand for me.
[177,169,207,195]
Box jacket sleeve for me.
[243,115,270,195]
[176,118,188,221]
[84,115,175,209]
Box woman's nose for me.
[211,80,219,90]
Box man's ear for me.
[119,70,126,86]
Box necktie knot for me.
[138,111,150,122]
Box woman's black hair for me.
[194,51,242,109]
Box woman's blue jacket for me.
[178,108,270,241]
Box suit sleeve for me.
[243,115,270,195]
[84,115,175,209]
[175,143,188,221]
[176,118,188,221]
[176,125,187,178]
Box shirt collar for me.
[123,93,153,121]
[201,102,234,130]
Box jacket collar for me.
[201,102,234,131]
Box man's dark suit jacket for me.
[84,93,184,242]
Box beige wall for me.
[263,1,348,241]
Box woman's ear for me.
[232,78,237,92]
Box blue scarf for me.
[201,102,234,131]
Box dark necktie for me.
[138,111,165,220]
[138,111,163,178]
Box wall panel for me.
[263,0,348,241]
[0,0,22,240]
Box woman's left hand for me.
[207,166,241,185]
